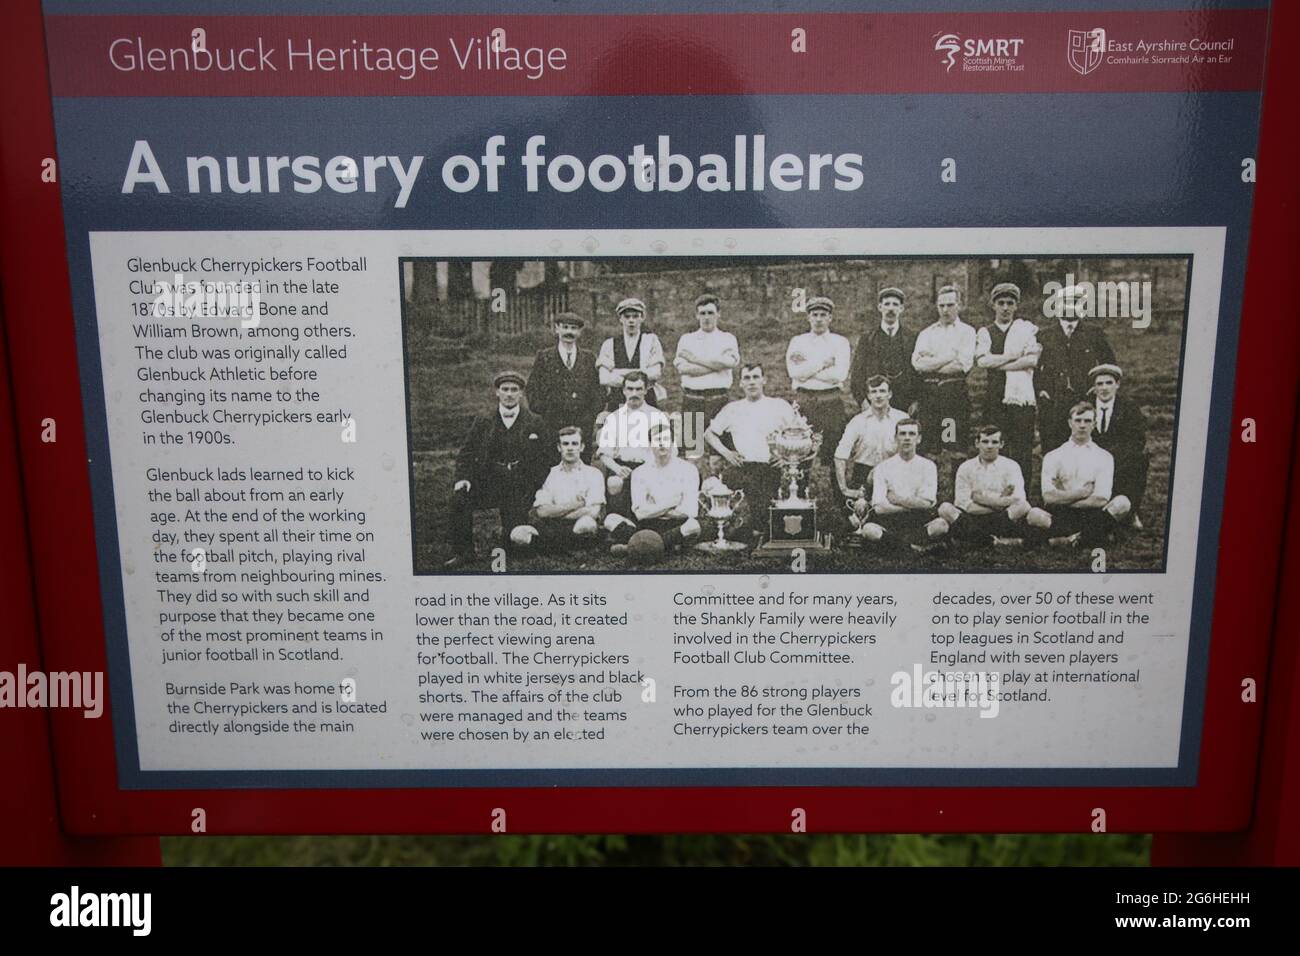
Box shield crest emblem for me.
[783,515,804,535]
[1067,29,1105,76]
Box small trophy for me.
[844,490,871,542]
[755,407,832,553]
[696,480,747,552]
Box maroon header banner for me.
[45,9,1268,97]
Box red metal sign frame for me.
[2,0,1296,835]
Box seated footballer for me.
[938,424,1048,547]
[853,418,951,551]
[1026,401,1132,547]
[606,424,702,554]
[510,426,606,554]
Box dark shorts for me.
[527,517,601,554]
[948,508,1023,544]
[599,457,644,514]
[1043,506,1117,546]
[682,388,732,443]
[834,462,873,513]
[870,508,940,546]
[919,378,971,454]
[1112,452,1150,515]
[446,474,536,556]
[722,461,783,531]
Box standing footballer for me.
[786,295,852,475]
[975,283,1040,487]
[705,364,800,535]
[912,285,977,490]
[673,293,740,457]
[598,297,666,410]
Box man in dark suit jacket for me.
[1035,314,1115,453]
[443,371,550,568]
[526,311,605,460]
[1089,363,1149,527]
[849,287,919,413]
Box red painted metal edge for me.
[1153,0,1300,858]
[2,0,1295,836]
[0,318,158,864]
[1151,405,1300,865]
[0,57,158,862]
[1151,0,1300,864]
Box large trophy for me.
[755,407,832,554]
[695,480,747,552]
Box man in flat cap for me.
[1089,363,1149,529]
[975,282,1040,487]
[912,284,977,490]
[1036,285,1116,453]
[598,297,666,411]
[526,311,604,461]
[850,286,919,414]
[787,295,852,472]
[443,371,550,568]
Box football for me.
[627,529,666,565]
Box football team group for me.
[439,282,1150,568]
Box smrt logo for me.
[1068,28,1107,75]
[934,33,962,72]
[933,32,1025,73]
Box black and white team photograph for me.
[401,255,1188,574]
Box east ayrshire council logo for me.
[1068,28,1107,75]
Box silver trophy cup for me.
[696,484,747,552]
[754,405,832,553]
[768,411,823,506]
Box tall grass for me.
[163,833,1151,867]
